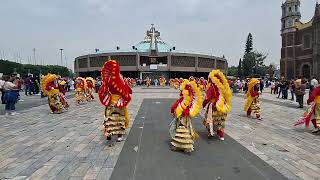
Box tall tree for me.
[245,33,253,54]
[238,58,242,78]
[242,52,255,77]
[228,66,238,76]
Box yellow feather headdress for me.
[76,77,88,89]
[86,77,96,87]
[245,78,260,98]
[175,80,203,118]
[208,69,232,113]
[40,73,58,95]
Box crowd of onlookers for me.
[230,76,319,108]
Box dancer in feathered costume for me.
[41,74,69,113]
[75,77,87,104]
[159,76,166,87]
[99,60,132,142]
[203,70,232,140]
[86,77,95,101]
[170,79,202,153]
[244,78,262,120]
[199,77,207,92]
[145,77,151,87]
[294,86,320,133]
[173,78,180,89]
[169,79,174,88]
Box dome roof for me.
[134,24,172,53]
[135,41,171,52]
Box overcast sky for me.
[0,0,317,69]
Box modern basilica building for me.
[74,25,228,79]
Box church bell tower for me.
[281,0,301,34]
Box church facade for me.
[280,0,320,79]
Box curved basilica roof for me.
[135,24,172,52]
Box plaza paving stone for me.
[0,87,319,179]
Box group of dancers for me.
[41,59,320,154]
[40,75,96,114]
[170,77,208,91]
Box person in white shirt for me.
[3,75,19,115]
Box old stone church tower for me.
[280,0,320,79]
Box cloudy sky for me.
[0,0,317,69]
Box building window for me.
[303,34,312,49]
[295,5,298,12]
[171,56,195,67]
[198,57,215,68]
[90,56,108,67]
[111,55,136,66]
[78,58,88,68]
[282,20,285,29]
[289,7,292,12]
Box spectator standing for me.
[277,81,283,98]
[295,78,306,108]
[260,80,264,94]
[290,80,295,101]
[0,77,5,104]
[154,79,158,86]
[24,75,32,96]
[282,80,289,99]
[34,78,40,94]
[271,81,275,94]
[274,81,279,95]
[3,76,19,115]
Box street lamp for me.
[59,49,64,66]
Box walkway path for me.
[0,87,319,179]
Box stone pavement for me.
[0,87,319,179]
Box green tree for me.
[0,60,73,78]
[245,33,253,54]
[254,52,268,76]
[242,51,268,77]
[237,58,242,78]
[241,33,268,77]
[242,52,255,77]
[228,66,238,76]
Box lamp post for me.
[60,49,64,66]
[33,48,36,65]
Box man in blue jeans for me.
[3,76,19,115]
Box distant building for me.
[74,25,228,79]
[280,0,320,79]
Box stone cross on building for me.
[147,24,160,54]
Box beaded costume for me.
[203,70,232,140]
[170,80,202,153]
[99,60,132,141]
[86,77,95,101]
[244,78,261,120]
[40,74,69,113]
[159,77,166,87]
[75,77,87,104]
[295,86,320,133]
